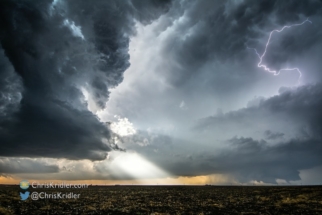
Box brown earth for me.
[0,185,321,214]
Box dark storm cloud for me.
[110,0,322,130]
[159,0,322,88]
[195,82,322,138]
[0,157,59,174]
[0,0,170,160]
[190,83,322,182]
[64,0,171,108]
[98,0,322,183]
[130,0,173,25]
[209,137,322,183]
[264,130,284,140]
[120,83,322,183]
[0,48,22,118]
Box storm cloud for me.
[116,79,322,182]
[0,0,171,160]
[0,157,59,174]
[1,0,322,184]
[96,0,322,183]
[187,83,322,182]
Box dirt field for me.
[0,185,321,214]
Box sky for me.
[0,0,322,185]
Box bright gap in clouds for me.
[109,152,169,180]
[107,117,170,181]
[80,85,168,182]
[110,116,136,136]
[97,107,169,181]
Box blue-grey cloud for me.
[0,0,170,161]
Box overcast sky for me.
[1,0,322,185]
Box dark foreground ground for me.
[0,185,322,214]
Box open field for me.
[0,185,321,214]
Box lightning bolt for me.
[247,18,312,82]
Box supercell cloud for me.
[0,0,171,160]
[0,0,322,184]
